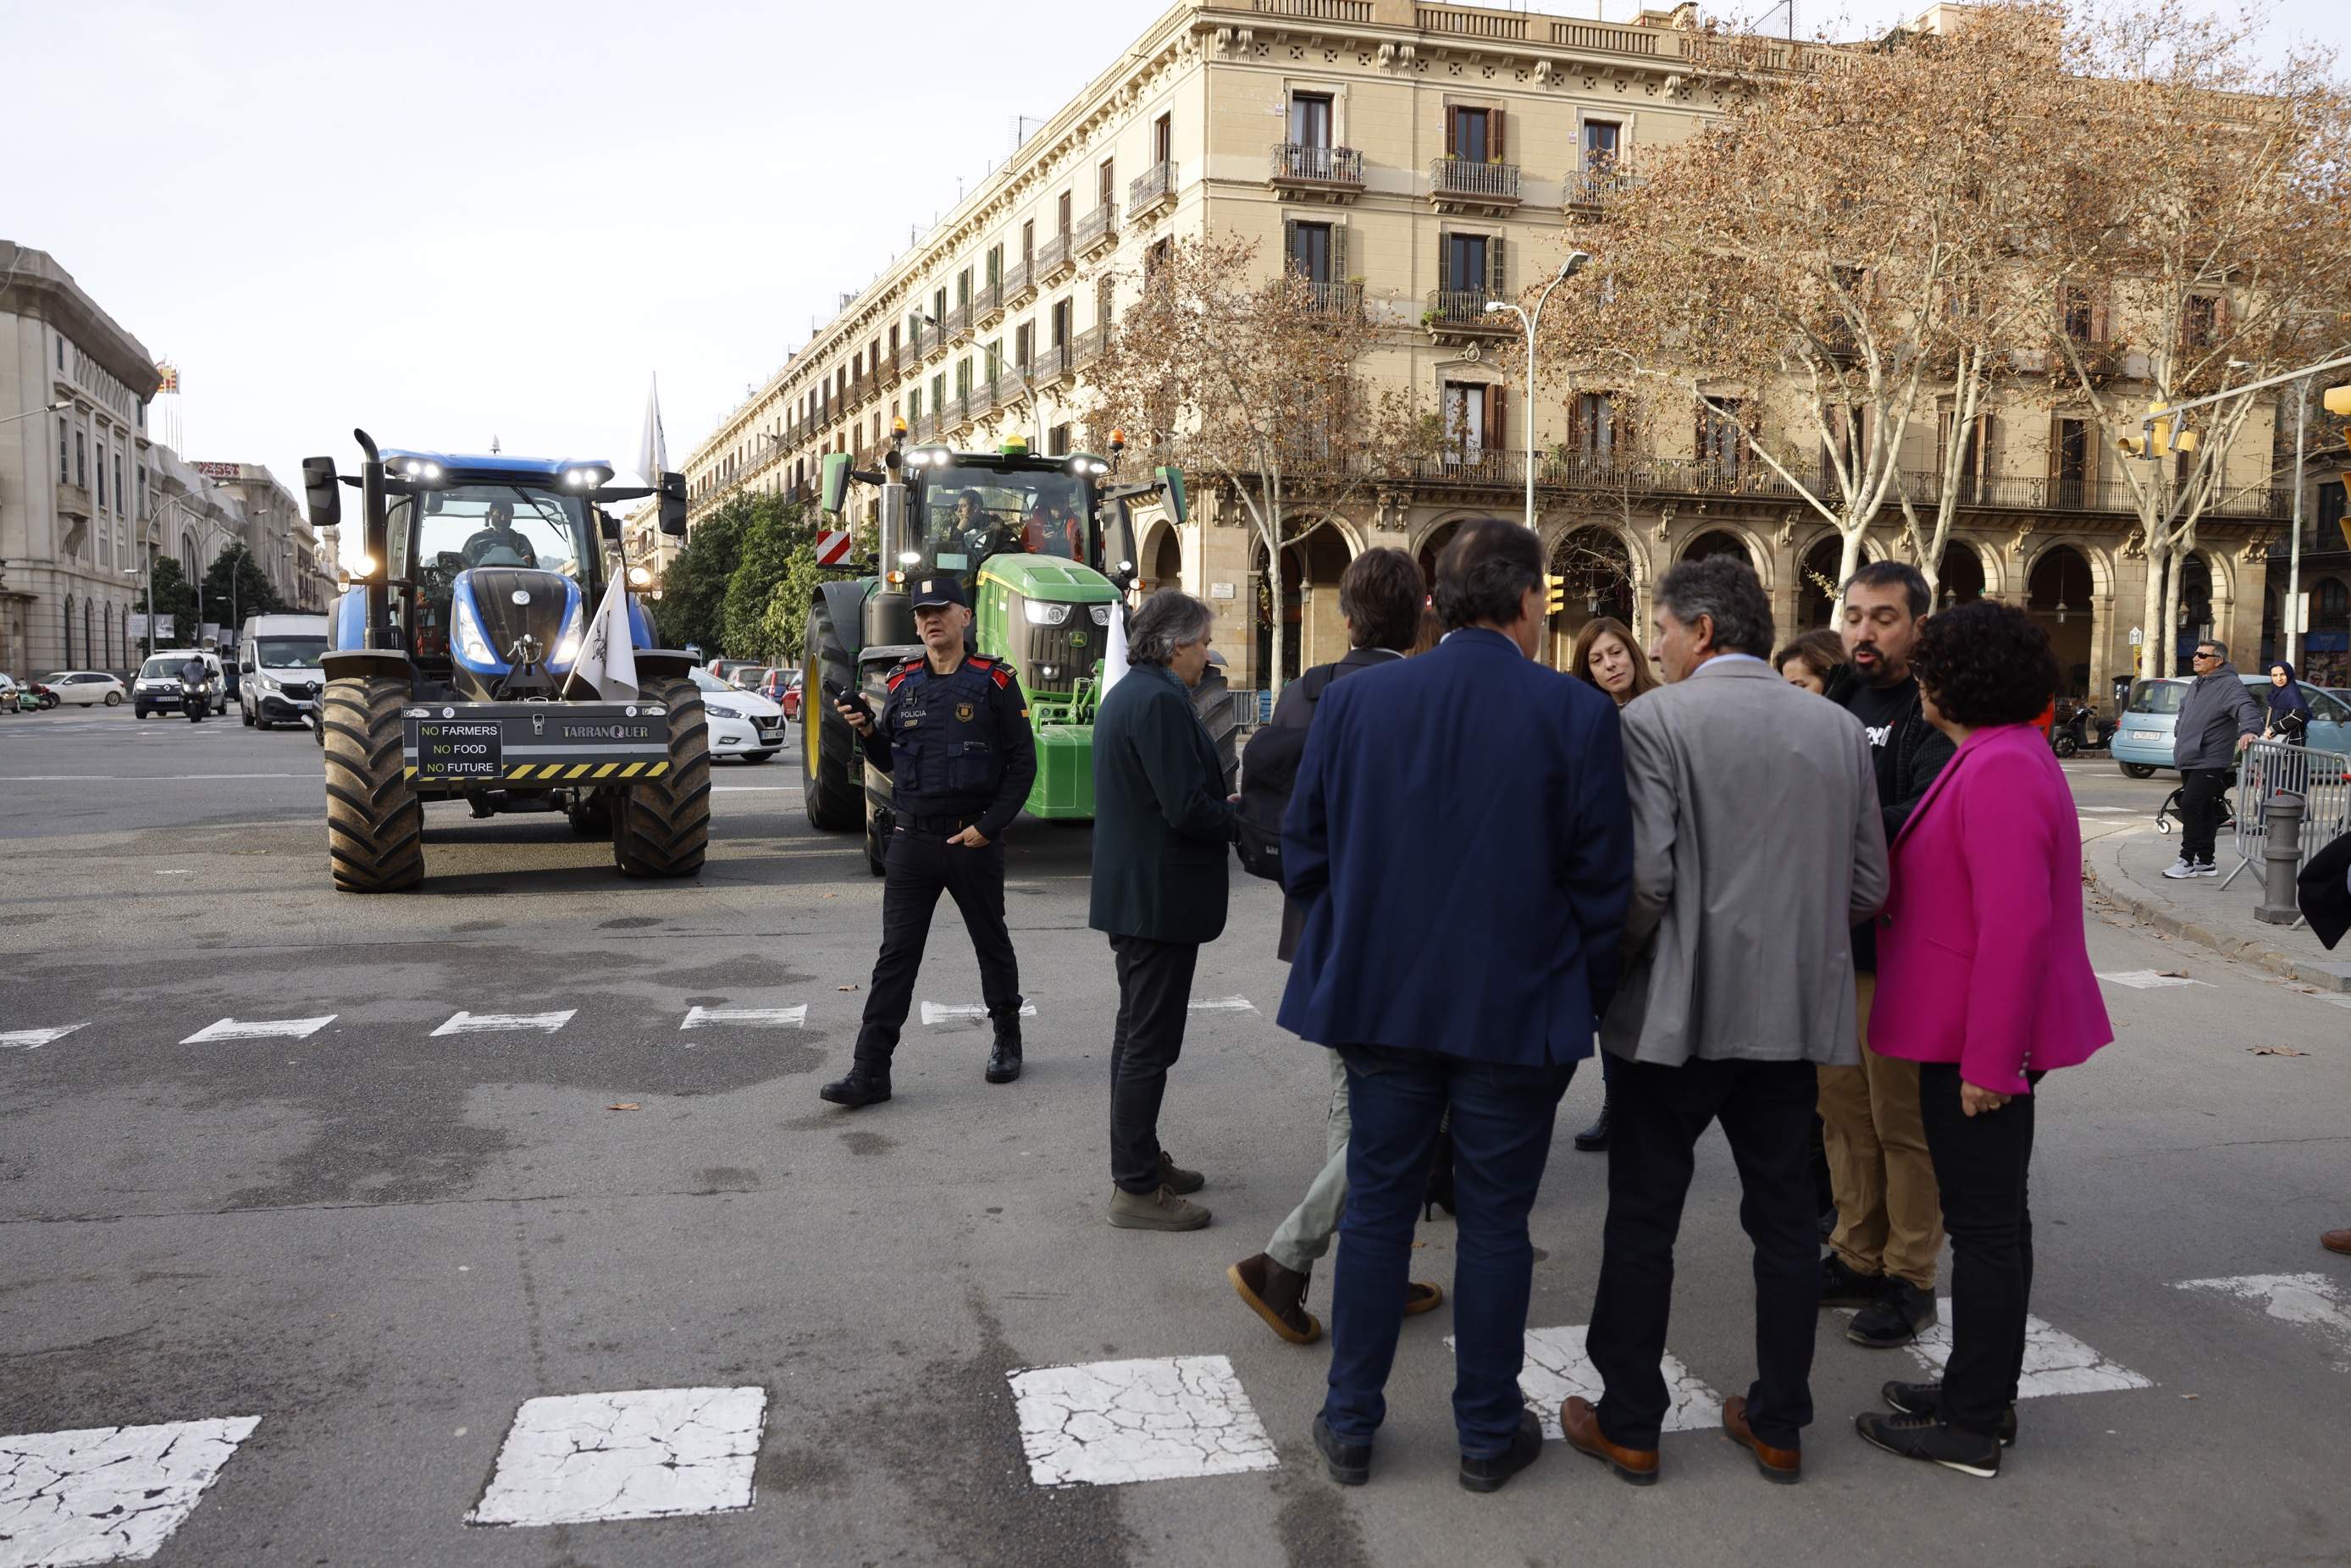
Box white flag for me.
[639,373,668,487]
[1100,597,1130,696]
[569,573,639,700]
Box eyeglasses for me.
[2191,651,2218,660]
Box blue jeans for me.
[1321,1045,1575,1456]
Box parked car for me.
[689,668,785,763]
[3,672,58,709]
[132,651,225,718]
[707,658,765,688]
[36,671,128,706]
[2110,675,2351,777]
[758,667,803,721]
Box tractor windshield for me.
[396,484,591,586]
[914,465,1098,588]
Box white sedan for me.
[689,668,785,764]
[38,671,128,706]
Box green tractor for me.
[802,429,1237,870]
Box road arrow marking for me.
[433,1010,577,1037]
[0,1023,88,1050]
[1450,1324,1722,1439]
[1187,996,1258,1013]
[181,1016,336,1044]
[1895,1301,2152,1396]
[2176,1273,2351,1372]
[921,1001,1037,1026]
[2096,969,2210,990]
[680,1005,808,1030]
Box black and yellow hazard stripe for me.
[402,759,672,781]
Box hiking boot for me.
[1854,1410,2001,1478]
[818,1068,891,1109]
[984,1019,1021,1085]
[1313,1414,1371,1486]
[1819,1253,1885,1309]
[1572,1098,1613,1152]
[1109,1184,1210,1231]
[1883,1381,2017,1447]
[1230,1253,1321,1344]
[1849,1278,1938,1348]
[1157,1149,1205,1195]
[1458,1411,1543,1493]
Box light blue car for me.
[2110,675,2351,777]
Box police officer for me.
[821,576,1037,1109]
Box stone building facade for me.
[677,0,2292,703]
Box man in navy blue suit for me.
[1278,516,1632,1493]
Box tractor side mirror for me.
[1101,498,1139,592]
[302,457,342,531]
[658,472,688,536]
[598,509,622,543]
[820,451,852,516]
[1155,465,1188,527]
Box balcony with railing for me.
[1074,202,1119,258]
[1270,143,1365,200]
[910,411,938,443]
[1004,257,1037,306]
[919,320,946,361]
[1249,0,1372,19]
[976,279,1006,329]
[1280,278,1364,317]
[1129,161,1178,221]
[1036,231,1074,284]
[1033,340,1074,384]
[1416,5,1524,39]
[1070,324,1105,373]
[1423,290,1513,340]
[944,300,972,340]
[1563,162,1641,218]
[1430,156,1521,213]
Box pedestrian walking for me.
[1225,549,1445,1344]
[1773,629,1847,695]
[1281,517,1631,1494]
[1564,615,1661,1155]
[1852,600,2112,1478]
[2262,660,2313,743]
[1091,589,1237,1232]
[2164,639,2265,879]
[1563,556,1887,1489]
[820,577,1036,1110]
[1818,560,1956,1349]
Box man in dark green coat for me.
[1091,589,1236,1232]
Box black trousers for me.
[851,828,1022,1073]
[1588,1057,1821,1450]
[1917,1063,2040,1438]
[2180,766,2232,864]
[1108,934,1198,1193]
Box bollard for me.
[2254,792,2308,925]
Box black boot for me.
[1572,1097,1613,1153]
[820,1066,892,1108]
[985,1015,1022,1085]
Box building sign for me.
[192,461,243,481]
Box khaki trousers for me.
[1817,973,1944,1289]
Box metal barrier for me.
[2225,740,2351,892]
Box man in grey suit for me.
[1561,555,1889,1490]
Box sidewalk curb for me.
[2083,850,2351,993]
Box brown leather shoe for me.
[2323,1228,2351,1256]
[1560,1395,1658,1486]
[1229,1253,1320,1344]
[1403,1280,1445,1317]
[1721,1395,1801,1484]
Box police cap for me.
[910,577,968,610]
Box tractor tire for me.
[322,674,423,893]
[612,678,711,879]
[802,592,862,831]
[1192,662,1242,793]
[568,790,615,838]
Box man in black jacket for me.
[1818,560,1956,1350]
[1091,589,1237,1232]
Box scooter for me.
[2051,703,2114,758]
[181,676,208,723]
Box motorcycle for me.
[2051,702,2114,759]
[181,676,208,723]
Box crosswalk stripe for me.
[680,1005,807,1030]
[431,1009,576,1037]
[467,1387,766,1528]
[1009,1355,1278,1488]
[0,1415,258,1565]
[921,1001,1037,1026]
[181,1015,336,1044]
[2096,969,2210,990]
[1896,1300,2152,1397]
[2175,1274,2351,1372]
[1448,1324,1724,1439]
[1187,996,1257,1013]
[0,1023,87,1050]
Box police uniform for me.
[822,576,1038,1108]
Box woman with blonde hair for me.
[1565,614,1658,1152]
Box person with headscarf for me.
[2263,660,2314,744]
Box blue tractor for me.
[302,431,700,892]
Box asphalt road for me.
[3,705,2346,1568]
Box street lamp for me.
[1489,250,1593,533]
[0,399,71,428]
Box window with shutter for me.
[1484,384,1507,453]
[1332,222,1348,281]
[1486,235,1507,301]
[1490,108,1506,164]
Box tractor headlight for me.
[1090,605,1113,626]
[1024,601,1071,626]
[550,596,584,665]
[453,596,495,665]
[627,565,652,588]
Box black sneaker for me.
[1882,1381,2017,1448]
[818,1068,892,1108]
[1848,1278,1937,1348]
[1819,1253,1886,1309]
[1313,1413,1371,1486]
[1854,1410,2001,1478]
[1458,1411,1544,1493]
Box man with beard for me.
[1818,560,1955,1350]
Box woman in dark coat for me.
[2264,661,2314,743]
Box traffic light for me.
[1545,572,1566,616]
[2324,384,2351,417]
[2116,400,2196,461]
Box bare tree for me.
[1086,235,1421,694]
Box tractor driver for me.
[949,489,1017,562]
[821,575,1037,1112]
[462,500,539,569]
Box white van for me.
[238,614,331,730]
[132,649,225,717]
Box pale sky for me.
[10,0,2344,566]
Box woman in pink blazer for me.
[1856,600,2113,1481]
